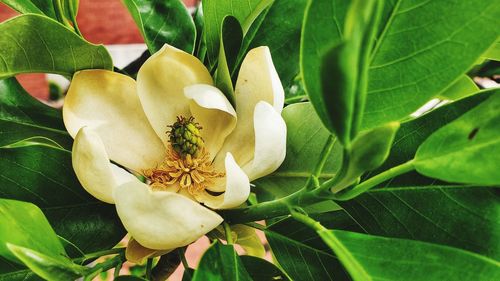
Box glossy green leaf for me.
[483,41,500,61]
[333,122,400,192]
[7,245,85,281]
[238,0,307,92]
[339,185,500,260]
[0,14,112,79]
[415,92,500,185]
[438,75,479,101]
[0,266,40,281]
[265,211,362,281]
[301,0,348,138]
[193,4,205,59]
[363,0,500,129]
[182,268,194,281]
[319,0,382,145]
[318,230,500,281]
[0,199,66,264]
[0,145,126,257]
[122,0,195,54]
[192,242,252,281]
[369,89,495,187]
[0,0,46,15]
[240,255,289,281]
[0,78,73,150]
[214,16,242,105]
[253,102,343,202]
[202,0,273,68]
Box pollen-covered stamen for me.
[143,116,224,195]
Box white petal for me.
[114,181,223,250]
[214,47,285,167]
[185,84,237,159]
[72,127,138,204]
[194,153,250,210]
[137,44,213,146]
[63,70,165,172]
[244,101,287,180]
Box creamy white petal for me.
[72,127,139,204]
[64,70,165,172]
[185,84,237,160]
[243,101,287,180]
[214,47,285,168]
[137,44,213,146]
[194,153,250,210]
[114,181,223,250]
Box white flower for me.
[63,44,286,251]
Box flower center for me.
[143,116,224,194]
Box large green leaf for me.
[363,0,500,129]
[0,78,72,150]
[0,199,66,264]
[339,185,500,260]
[238,0,308,92]
[202,0,272,68]
[265,211,362,281]
[318,230,500,281]
[0,14,112,79]
[368,89,495,186]
[301,0,348,133]
[253,102,343,202]
[0,145,125,256]
[192,242,252,281]
[415,92,500,185]
[122,0,195,54]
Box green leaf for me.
[214,16,243,105]
[318,230,500,281]
[438,75,479,101]
[202,0,273,68]
[253,102,343,202]
[339,185,500,260]
[240,256,290,281]
[333,122,400,192]
[301,0,348,138]
[415,91,500,185]
[182,268,194,281]
[0,0,46,15]
[192,242,252,281]
[0,199,66,264]
[363,0,500,129]
[7,245,86,281]
[0,14,112,79]
[122,0,195,54]
[0,78,73,150]
[483,41,500,61]
[370,89,495,187]
[318,0,382,145]
[265,211,361,281]
[0,145,125,257]
[238,0,308,92]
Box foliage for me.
[0,0,498,280]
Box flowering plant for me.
[0,0,498,280]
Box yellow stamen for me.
[143,145,224,195]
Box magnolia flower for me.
[63,44,286,252]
